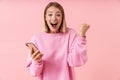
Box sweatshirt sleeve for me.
[67,30,88,67]
[26,36,43,78]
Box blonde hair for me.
[43,2,67,33]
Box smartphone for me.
[25,42,43,58]
[25,42,38,52]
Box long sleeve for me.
[26,36,43,79]
[25,28,88,80]
[67,30,87,67]
[26,52,43,77]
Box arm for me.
[67,34,87,67]
[26,51,43,77]
[26,36,43,79]
[67,23,89,67]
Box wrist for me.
[79,33,86,37]
[32,59,42,64]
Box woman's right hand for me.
[26,43,43,63]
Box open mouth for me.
[50,23,58,27]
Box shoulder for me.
[30,32,42,42]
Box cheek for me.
[58,18,62,24]
[46,16,50,21]
[46,19,51,25]
[46,17,49,21]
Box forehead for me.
[46,6,61,13]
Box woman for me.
[26,2,89,80]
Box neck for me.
[49,30,59,33]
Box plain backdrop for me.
[0,0,120,80]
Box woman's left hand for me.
[79,23,90,37]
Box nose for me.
[51,15,56,22]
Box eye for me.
[56,14,61,17]
[48,14,52,16]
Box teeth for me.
[51,23,57,26]
[51,22,57,24]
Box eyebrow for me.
[47,11,61,13]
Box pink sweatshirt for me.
[26,28,87,80]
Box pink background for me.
[0,0,120,80]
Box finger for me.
[28,45,34,55]
[30,48,33,55]
[81,23,89,27]
[31,50,40,59]
[80,24,90,32]
[85,24,90,29]
[31,44,38,51]
[33,53,42,62]
[81,24,90,29]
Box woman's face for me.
[45,6,62,33]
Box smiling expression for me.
[45,6,62,33]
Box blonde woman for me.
[26,2,89,80]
